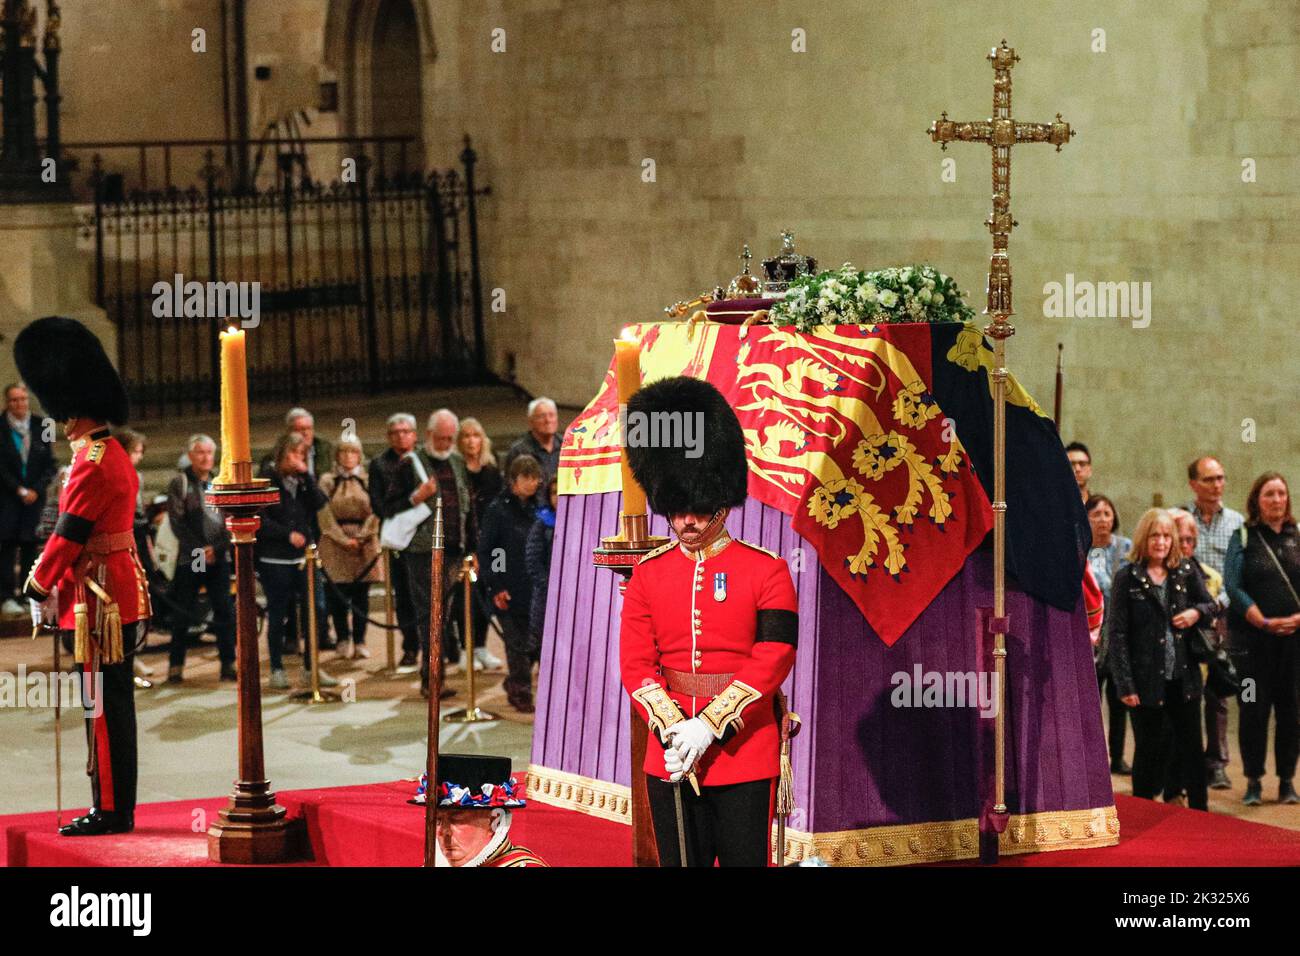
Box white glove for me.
[29,599,43,629]
[665,717,715,775]
[663,746,686,783]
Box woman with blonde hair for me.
[458,417,502,517]
[1107,508,1216,810]
[317,436,382,660]
[455,417,502,670]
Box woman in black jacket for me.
[1108,507,1217,811]
[257,432,330,690]
[1224,471,1300,806]
[477,454,541,712]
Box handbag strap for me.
[1257,529,1300,614]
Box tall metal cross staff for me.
[928,39,1073,864]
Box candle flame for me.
[619,326,639,343]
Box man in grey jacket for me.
[165,434,235,682]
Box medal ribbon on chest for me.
[713,571,727,602]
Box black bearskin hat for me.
[625,376,748,517]
[13,316,129,425]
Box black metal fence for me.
[80,135,489,420]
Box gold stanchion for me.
[382,549,397,673]
[443,555,498,723]
[292,543,339,703]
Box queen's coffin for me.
[527,316,1117,864]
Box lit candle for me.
[614,329,647,520]
[218,326,251,483]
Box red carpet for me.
[3,786,1298,867]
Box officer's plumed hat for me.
[13,316,129,425]
[625,375,748,517]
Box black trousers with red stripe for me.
[75,623,140,818]
[645,775,773,867]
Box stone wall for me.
[35,0,1300,525]
[429,0,1300,527]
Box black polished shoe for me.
[1280,780,1299,804]
[1109,758,1132,776]
[1243,778,1263,806]
[219,663,238,681]
[1209,767,1232,790]
[59,809,134,837]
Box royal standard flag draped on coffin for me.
[561,320,1005,646]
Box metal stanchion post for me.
[293,544,339,703]
[443,555,497,723]
[382,549,396,673]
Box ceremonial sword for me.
[33,608,62,830]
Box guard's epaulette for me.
[735,538,780,560]
[85,440,108,465]
[638,541,676,564]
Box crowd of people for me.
[1073,443,1300,810]
[9,372,1297,797]
[3,391,566,714]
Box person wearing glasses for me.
[1182,455,1244,792]
[1065,441,1092,505]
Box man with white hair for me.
[384,408,474,694]
[504,397,561,506]
[164,434,235,682]
[368,413,423,672]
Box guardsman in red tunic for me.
[427,754,548,867]
[16,317,152,837]
[621,376,798,867]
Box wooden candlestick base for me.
[207,780,300,864]
[205,480,304,864]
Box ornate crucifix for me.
[930,39,1073,332]
[928,39,1073,865]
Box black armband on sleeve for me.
[53,512,94,545]
[756,608,798,647]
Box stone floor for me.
[3,614,1299,836]
[0,619,533,815]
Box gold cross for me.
[929,39,1074,337]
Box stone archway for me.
[324,0,436,174]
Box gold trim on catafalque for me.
[526,764,1120,865]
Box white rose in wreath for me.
[878,289,899,308]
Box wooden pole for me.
[423,493,445,866]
